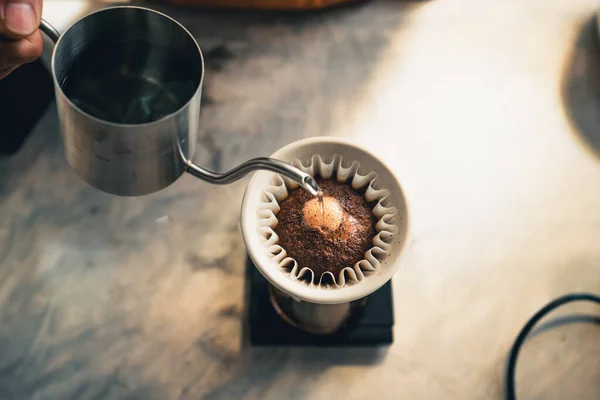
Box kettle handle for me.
[40,19,60,43]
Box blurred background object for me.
[0,60,54,155]
[154,0,363,9]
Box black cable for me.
[505,293,600,400]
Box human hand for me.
[0,0,43,79]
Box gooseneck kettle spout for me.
[186,157,321,196]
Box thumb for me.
[0,0,42,40]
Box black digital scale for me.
[246,257,395,346]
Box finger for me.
[0,65,15,79]
[0,29,42,69]
[0,0,42,40]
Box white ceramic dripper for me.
[241,137,410,333]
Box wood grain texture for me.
[2,0,600,399]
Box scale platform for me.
[246,257,394,346]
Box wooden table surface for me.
[2,0,600,398]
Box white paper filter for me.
[257,154,399,288]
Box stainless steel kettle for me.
[38,6,319,196]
